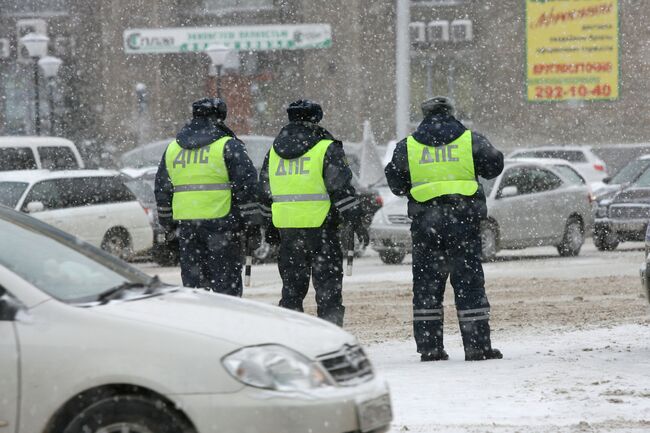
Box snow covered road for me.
[137,241,649,432]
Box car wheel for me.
[101,229,132,260]
[63,394,193,433]
[379,249,406,264]
[557,217,584,257]
[593,226,619,251]
[480,222,498,262]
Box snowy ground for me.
[138,242,650,432]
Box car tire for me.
[557,217,584,257]
[480,222,498,262]
[62,394,194,433]
[379,248,406,264]
[593,226,619,251]
[101,229,132,260]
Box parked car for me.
[122,145,384,265]
[507,145,608,184]
[0,136,84,171]
[639,224,650,304]
[0,205,392,433]
[0,170,152,260]
[594,169,650,251]
[594,154,650,199]
[370,158,594,263]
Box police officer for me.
[259,100,368,326]
[385,97,504,361]
[155,97,260,296]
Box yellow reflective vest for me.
[165,136,231,220]
[269,139,332,228]
[407,130,478,202]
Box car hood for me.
[611,187,650,205]
[93,288,355,358]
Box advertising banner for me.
[526,0,619,101]
[124,24,332,54]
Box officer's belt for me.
[272,193,330,202]
[174,183,231,192]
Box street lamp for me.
[205,44,232,98]
[38,56,63,136]
[20,33,49,135]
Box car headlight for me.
[222,345,333,391]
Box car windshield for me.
[552,165,586,184]
[633,169,650,188]
[0,215,150,303]
[0,181,28,207]
[610,158,650,184]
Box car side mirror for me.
[602,176,611,184]
[500,186,518,198]
[26,201,45,213]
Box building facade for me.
[0,0,649,164]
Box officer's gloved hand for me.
[162,223,178,242]
[244,224,262,251]
[351,219,370,248]
[264,224,281,246]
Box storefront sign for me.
[526,0,619,101]
[124,24,332,54]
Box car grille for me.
[609,204,650,220]
[317,345,374,386]
[387,214,411,225]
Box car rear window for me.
[38,146,79,170]
[611,159,650,185]
[0,181,28,208]
[532,150,587,162]
[552,165,586,184]
[0,147,37,171]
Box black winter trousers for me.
[411,209,493,355]
[277,227,345,326]
[178,221,243,297]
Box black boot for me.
[420,349,449,362]
[460,319,503,361]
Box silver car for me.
[370,158,594,263]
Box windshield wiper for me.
[96,276,162,304]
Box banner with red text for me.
[526,0,619,101]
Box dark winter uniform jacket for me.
[259,121,362,229]
[385,114,504,219]
[154,117,259,232]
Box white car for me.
[0,136,85,171]
[0,207,392,433]
[0,170,152,260]
[507,145,608,184]
[370,158,594,262]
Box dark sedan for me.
[594,170,650,250]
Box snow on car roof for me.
[0,169,120,184]
[510,145,592,152]
[505,157,576,166]
[0,136,76,147]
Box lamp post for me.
[38,56,63,136]
[205,44,232,99]
[20,33,49,135]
